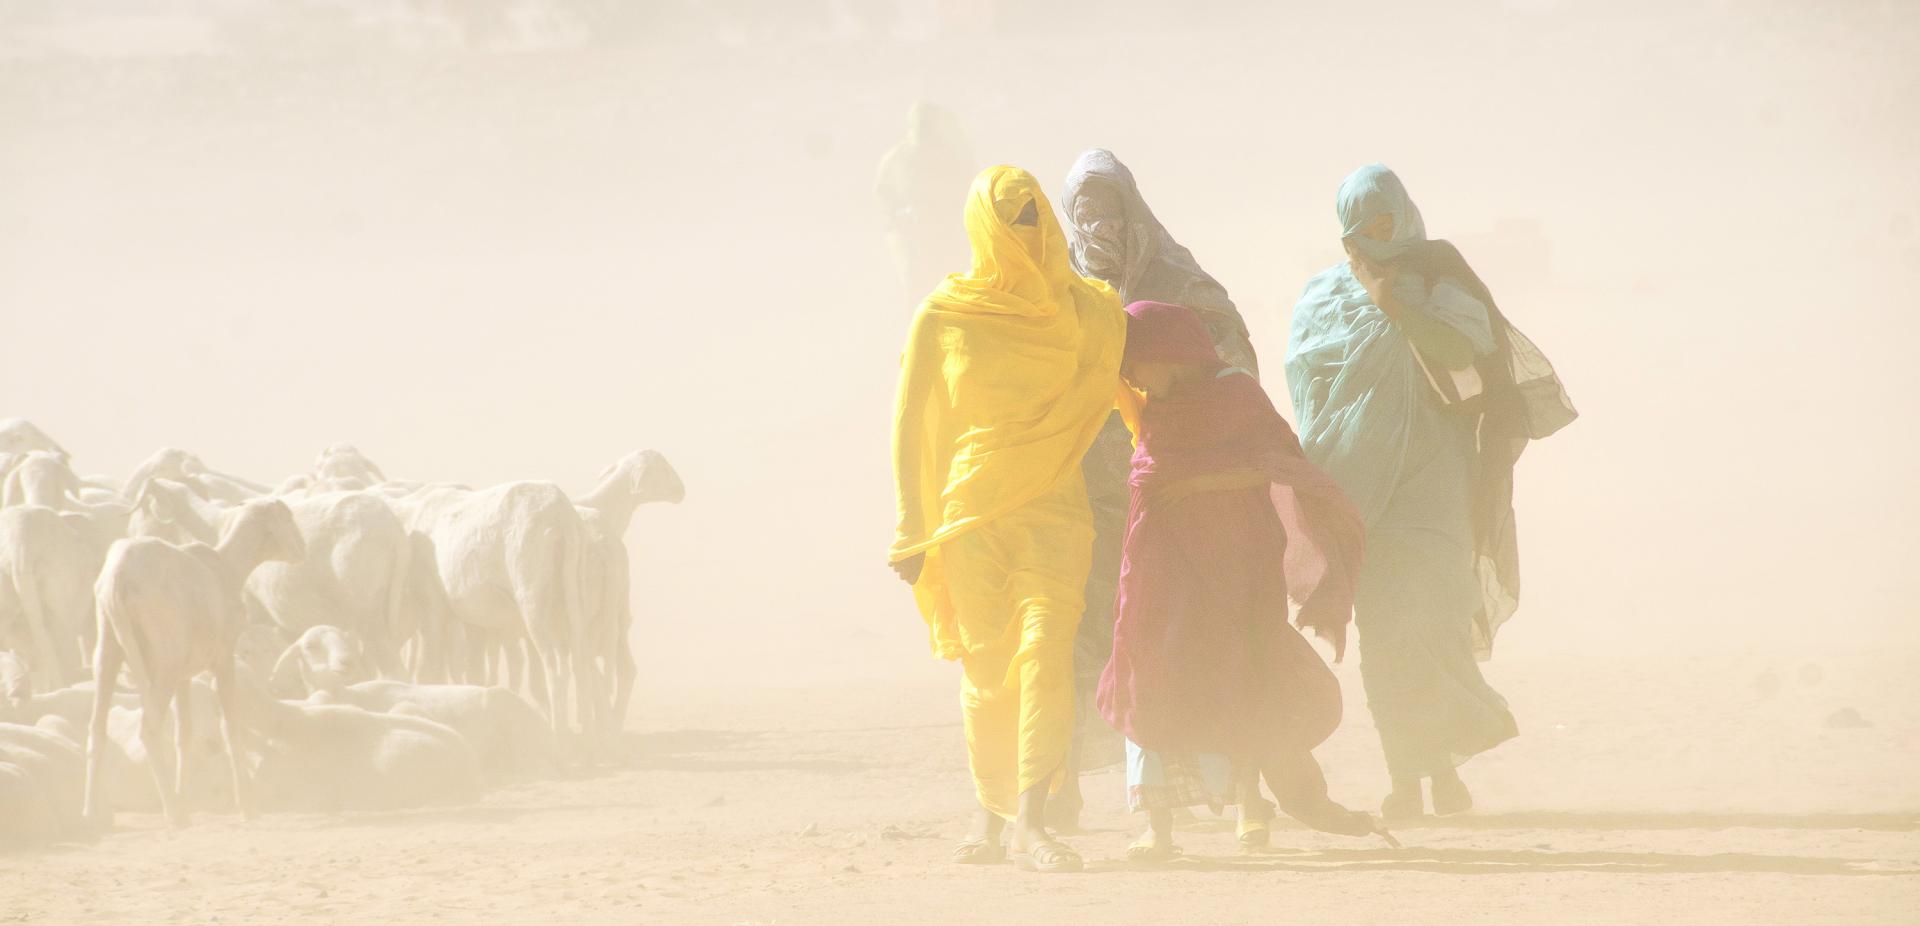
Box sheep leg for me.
[171,679,192,808]
[611,627,636,738]
[212,664,253,821]
[82,629,122,824]
[413,612,444,684]
[568,619,603,746]
[143,690,186,828]
[503,634,522,693]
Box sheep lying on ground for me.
[241,676,482,812]
[0,720,84,846]
[3,680,138,731]
[315,679,553,776]
[272,624,369,696]
[85,498,306,827]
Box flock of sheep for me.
[0,418,685,848]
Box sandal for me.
[952,837,1005,865]
[1009,839,1083,874]
[1126,833,1183,864]
[1236,815,1271,849]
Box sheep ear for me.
[271,644,301,692]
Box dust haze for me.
[2,1,1916,922]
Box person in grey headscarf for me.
[1055,148,1275,841]
[1062,148,1258,375]
[874,102,976,300]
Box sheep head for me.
[312,444,386,491]
[4,451,80,508]
[129,478,217,545]
[601,450,686,506]
[0,419,66,456]
[222,498,306,566]
[271,625,365,696]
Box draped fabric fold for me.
[1062,149,1258,374]
[889,165,1125,818]
[1286,163,1571,778]
[1099,302,1363,765]
[890,165,1127,659]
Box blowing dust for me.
[0,1,1916,923]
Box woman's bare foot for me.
[1121,829,1175,864]
[1006,778,1081,872]
[954,808,1005,864]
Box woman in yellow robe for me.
[889,164,1126,873]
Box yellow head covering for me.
[890,165,1126,653]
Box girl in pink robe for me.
[1098,301,1388,859]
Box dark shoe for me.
[1381,788,1425,821]
[1431,774,1473,816]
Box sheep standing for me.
[319,679,553,776]
[131,480,415,682]
[388,482,594,738]
[83,498,305,827]
[0,502,131,690]
[575,450,684,737]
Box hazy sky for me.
[3,0,1916,688]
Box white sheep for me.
[385,481,594,738]
[131,480,415,681]
[575,450,684,736]
[3,689,225,821]
[0,651,27,708]
[1,451,82,509]
[3,680,138,731]
[312,444,388,492]
[271,624,369,696]
[83,498,306,827]
[318,679,553,776]
[0,419,66,457]
[242,680,482,812]
[122,448,270,506]
[0,502,132,690]
[0,720,85,846]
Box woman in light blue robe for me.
[1285,165,1520,820]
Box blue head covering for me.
[1337,164,1426,264]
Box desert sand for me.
[6,636,1915,924]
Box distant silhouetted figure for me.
[875,102,975,300]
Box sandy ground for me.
[6,644,1915,925]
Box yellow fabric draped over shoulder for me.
[890,165,1126,658]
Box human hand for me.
[1348,252,1397,315]
[890,552,925,586]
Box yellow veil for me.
[890,165,1126,655]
